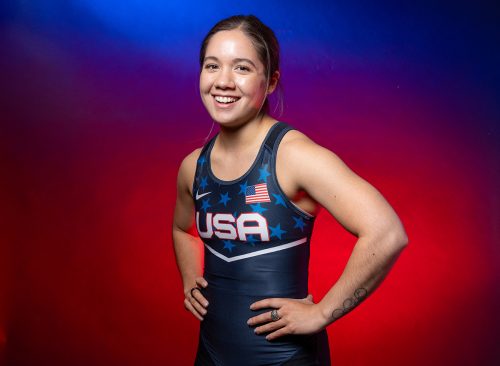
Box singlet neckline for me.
[206,122,280,186]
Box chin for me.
[212,117,244,129]
[209,111,262,128]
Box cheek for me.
[237,78,267,97]
[199,74,213,93]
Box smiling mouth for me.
[214,96,240,104]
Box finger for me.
[191,288,209,307]
[195,277,208,288]
[250,298,285,310]
[254,319,286,335]
[189,295,208,316]
[248,311,275,326]
[248,307,285,326]
[266,326,291,341]
[184,298,201,318]
[184,298,204,321]
[185,298,204,319]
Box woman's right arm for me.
[172,149,209,321]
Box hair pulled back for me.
[199,15,282,115]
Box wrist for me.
[315,301,332,327]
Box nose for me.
[215,67,235,89]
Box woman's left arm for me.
[248,136,408,340]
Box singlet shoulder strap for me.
[192,133,218,194]
[199,133,218,159]
[264,122,295,152]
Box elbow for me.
[388,226,409,252]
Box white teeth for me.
[215,96,238,103]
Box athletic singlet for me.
[192,122,330,366]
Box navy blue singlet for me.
[192,122,330,366]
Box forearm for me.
[172,227,204,292]
[317,230,408,325]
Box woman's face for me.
[199,29,270,127]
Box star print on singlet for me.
[193,124,314,261]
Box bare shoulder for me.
[280,129,316,151]
[177,147,203,194]
[278,127,406,240]
[279,129,346,173]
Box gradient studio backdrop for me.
[1,1,499,365]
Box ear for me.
[267,70,280,94]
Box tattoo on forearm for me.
[331,288,368,320]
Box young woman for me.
[173,15,408,366]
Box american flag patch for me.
[245,183,271,204]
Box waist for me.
[198,290,323,365]
[203,241,310,296]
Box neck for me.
[216,113,275,153]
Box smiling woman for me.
[199,29,278,127]
[172,14,408,366]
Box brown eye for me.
[235,65,250,72]
[204,64,218,71]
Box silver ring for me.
[271,309,281,321]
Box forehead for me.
[205,29,262,65]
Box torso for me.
[188,122,320,218]
[189,121,330,365]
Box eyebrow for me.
[203,56,257,69]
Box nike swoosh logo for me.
[195,190,211,200]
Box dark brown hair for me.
[199,15,283,115]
